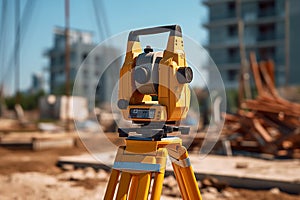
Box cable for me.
[0,0,8,79]
[97,0,111,37]
[92,0,106,41]
[91,0,121,105]
[15,0,20,102]
[0,0,37,87]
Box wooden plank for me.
[32,137,74,150]
[252,118,273,143]
[238,110,255,118]
[261,112,295,134]
[274,95,300,112]
[259,61,278,98]
[242,100,300,117]
[262,60,300,111]
[59,153,300,194]
[259,61,300,111]
[224,113,240,122]
[250,129,267,146]
[223,53,300,158]
[249,52,264,96]
[255,112,281,129]
[238,66,246,106]
[266,59,275,86]
[240,140,259,147]
[194,173,300,195]
[293,149,300,159]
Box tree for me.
[5,90,45,110]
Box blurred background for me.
[0,0,300,199]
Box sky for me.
[0,0,208,94]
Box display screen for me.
[129,108,156,119]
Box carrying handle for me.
[128,25,182,42]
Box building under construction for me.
[45,27,120,110]
[203,0,300,88]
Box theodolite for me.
[104,25,202,200]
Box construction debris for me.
[0,131,76,150]
[162,175,229,198]
[223,52,300,158]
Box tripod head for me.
[117,25,193,139]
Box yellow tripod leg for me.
[135,173,151,200]
[172,163,189,200]
[179,150,202,200]
[181,165,202,200]
[168,144,202,200]
[104,169,120,200]
[116,172,132,200]
[150,171,164,200]
[128,175,139,200]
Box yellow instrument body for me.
[118,25,191,123]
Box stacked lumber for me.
[223,52,300,158]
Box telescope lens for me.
[134,67,150,84]
[177,67,193,84]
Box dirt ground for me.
[0,144,299,200]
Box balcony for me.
[204,14,284,29]
[205,38,284,50]
[257,33,277,42]
[203,0,285,28]
[228,56,241,64]
[210,10,236,21]
[203,18,238,28]
[202,0,273,6]
[258,9,277,18]
[203,0,235,6]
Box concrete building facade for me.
[29,72,44,93]
[203,0,300,88]
[46,27,120,110]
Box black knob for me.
[144,45,153,53]
[117,99,129,109]
[134,67,150,84]
[176,67,193,84]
